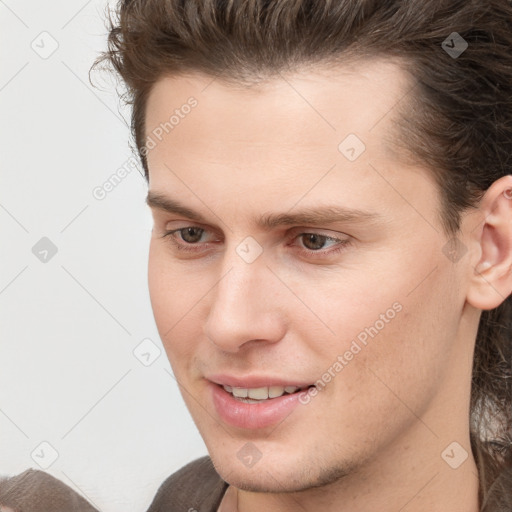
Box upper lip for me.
[207,374,314,389]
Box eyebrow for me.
[146,191,383,230]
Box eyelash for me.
[159,227,351,258]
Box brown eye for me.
[179,227,204,243]
[300,234,330,250]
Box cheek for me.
[288,266,406,360]
[147,240,210,361]
[300,250,459,403]
[147,241,169,330]
[148,242,185,349]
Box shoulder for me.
[0,468,99,511]
[146,455,228,512]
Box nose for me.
[203,252,287,353]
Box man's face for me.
[145,60,471,491]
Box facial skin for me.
[145,59,512,512]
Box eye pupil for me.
[181,227,203,243]
[302,234,326,250]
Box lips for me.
[206,375,317,428]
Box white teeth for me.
[232,387,248,398]
[248,387,269,400]
[223,385,303,400]
[269,385,286,398]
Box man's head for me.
[95,0,512,505]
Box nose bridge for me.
[203,244,285,351]
[217,236,269,305]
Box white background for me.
[0,1,207,510]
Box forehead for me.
[144,58,412,162]
[143,59,439,230]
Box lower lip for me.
[210,382,308,430]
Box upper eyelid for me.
[165,226,348,246]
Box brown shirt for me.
[0,469,99,512]
[0,458,228,512]
[146,456,229,512]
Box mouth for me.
[219,384,315,404]
[209,379,317,429]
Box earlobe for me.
[466,177,512,311]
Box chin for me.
[209,446,355,494]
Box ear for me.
[466,175,512,310]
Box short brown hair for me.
[92,0,512,505]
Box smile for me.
[222,384,311,403]
[210,382,317,429]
